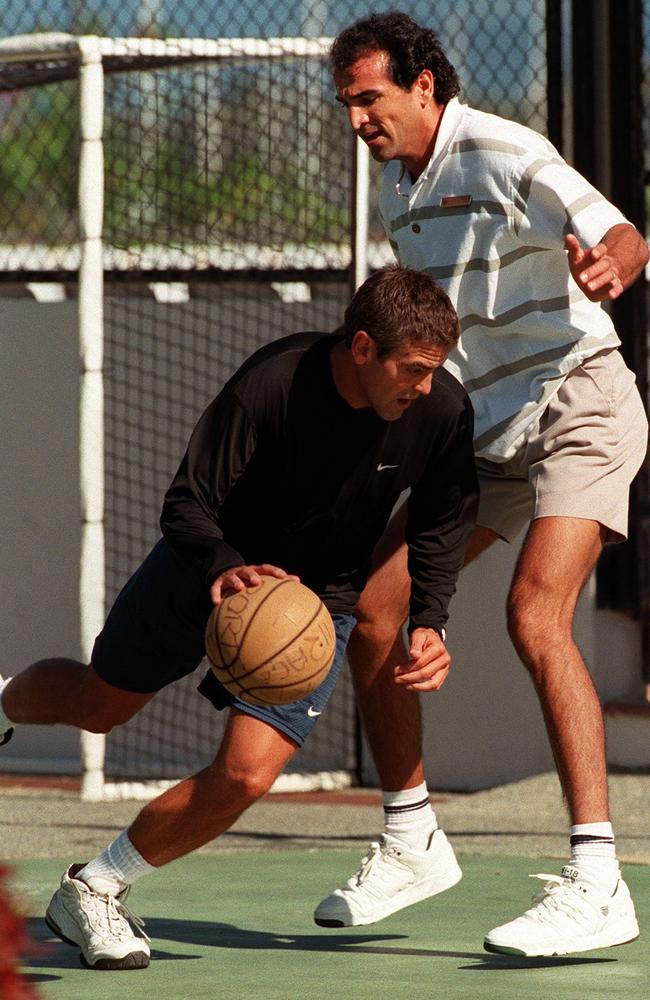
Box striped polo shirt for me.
[379,97,628,461]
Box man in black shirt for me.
[0,265,477,970]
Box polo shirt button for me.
[411,223,421,234]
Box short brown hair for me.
[344,265,460,358]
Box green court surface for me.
[16,852,649,1000]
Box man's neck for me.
[402,100,446,181]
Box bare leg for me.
[349,509,498,791]
[5,662,299,856]
[349,507,419,790]
[3,659,154,731]
[507,516,608,822]
[127,710,298,865]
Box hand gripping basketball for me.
[205,576,336,706]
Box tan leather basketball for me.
[205,577,336,706]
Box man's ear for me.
[350,330,374,366]
[416,68,435,106]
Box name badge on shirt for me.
[440,195,472,208]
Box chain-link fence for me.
[15,3,650,786]
[0,1,564,789]
[0,2,551,265]
[0,2,555,788]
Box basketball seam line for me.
[230,596,325,683]
[214,577,297,683]
[238,649,331,706]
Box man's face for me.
[334,50,435,167]
[354,335,448,422]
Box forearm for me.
[407,409,479,630]
[406,517,472,631]
[407,479,478,629]
[160,514,243,586]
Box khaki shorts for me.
[476,349,648,544]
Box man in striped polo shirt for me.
[314,11,649,957]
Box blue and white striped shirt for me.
[379,97,628,461]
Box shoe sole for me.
[45,911,150,970]
[314,863,463,927]
[483,923,640,958]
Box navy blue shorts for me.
[91,539,355,746]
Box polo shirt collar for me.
[423,96,465,178]
[393,96,466,196]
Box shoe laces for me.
[354,837,404,887]
[85,885,150,944]
[527,873,597,927]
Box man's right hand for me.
[210,564,299,605]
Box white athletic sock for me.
[570,822,619,893]
[0,676,14,730]
[77,830,156,896]
[383,782,438,851]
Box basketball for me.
[205,577,336,706]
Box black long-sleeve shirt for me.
[161,331,478,633]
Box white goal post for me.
[0,32,374,800]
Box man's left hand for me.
[565,223,649,302]
[393,627,451,692]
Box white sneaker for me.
[45,865,150,970]
[484,866,640,957]
[314,829,462,927]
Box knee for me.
[353,599,407,651]
[506,589,565,675]
[73,668,150,733]
[75,686,143,733]
[217,760,278,806]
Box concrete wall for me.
[0,300,82,772]
[421,540,587,790]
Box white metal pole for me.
[77,36,107,802]
[353,135,370,289]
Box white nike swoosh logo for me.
[307,707,322,717]
[377,463,399,471]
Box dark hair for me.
[344,265,460,358]
[330,11,460,104]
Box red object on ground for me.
[0,866,40,999]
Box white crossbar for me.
[0,33,333,66]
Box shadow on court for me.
[27,913,617,974]
[462,956,617,970]
[16,853,648,1000]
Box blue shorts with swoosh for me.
[91,538,355,747]
[198,611,355,746]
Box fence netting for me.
[0,1,551,783]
